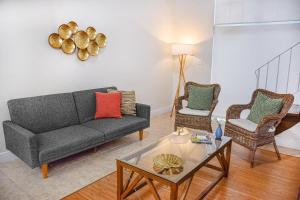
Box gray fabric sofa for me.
[2,86,150,178]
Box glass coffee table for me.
[116,131,232,200]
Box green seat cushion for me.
[247,92,283,124]
[187,85,214,110]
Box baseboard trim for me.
[151,105,172,116]
[0,151,17,163]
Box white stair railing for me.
[255,42,300,98]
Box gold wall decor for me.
[48,33,63,49]
[74,31,90,49]
[48,21,107,61]
[87,41,99,56]
[58,24,72,39]
[95,33,107,48]
[77,48,89,61]
[86,27,97,40]
[62,39,76,54]
[67,21,78,34]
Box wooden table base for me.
[116,141,232,200]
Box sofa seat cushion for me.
[83,115,148,140]
[228,119,275,132]
[178,107,210,116]
[37,125,105,163]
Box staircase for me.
[254,41,300,134]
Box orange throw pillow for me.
[95,92,122,119]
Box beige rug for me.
[0,113,299,200]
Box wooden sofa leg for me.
[139,130,144,141]
[41,163,48,179]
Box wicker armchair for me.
[225,89,294,167]
[174,82,221,132]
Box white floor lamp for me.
[170,44,194,117]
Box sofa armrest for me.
[3,121,39,168]
[136,103,151,125]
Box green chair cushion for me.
[187,85,214,110]
[247,92,283,124]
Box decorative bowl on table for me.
[153,154,183,175]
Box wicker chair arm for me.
[175,96,185,112]
[209,100,219,116]
[226,104,252,120]
[256,114,283,133]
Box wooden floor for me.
[62,143,300,200]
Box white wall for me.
[173,0,214,96]
[0,0,176,153]
[212,0,300,117]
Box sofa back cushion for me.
[72,87,117,123]
[7,93,79,133]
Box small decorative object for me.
[61,39,76,54]
[215,121,223,140]
[153,154,183,175]
[77,48,89,61]
[48,33,63,49]
[191,133,212,144]
[215,139,222,149]
[174,127,189,136]
[170,127,190,144]
[48,21,106,61]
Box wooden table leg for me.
[180,176,193,200]
[146,178,161,200]
[225,140,232,177]
[117,160,124,200]
[170,183,178,200]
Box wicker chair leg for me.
[273,141,281,160]
[250,149,256,168]
[208,124,213,133]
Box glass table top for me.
[119,131,231,183]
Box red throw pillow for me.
[95,92,122,119]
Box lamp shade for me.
[172,44,193,55]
